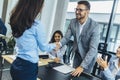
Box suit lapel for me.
[76,20,80,43]
[78,18,91,42]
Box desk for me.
[2,55,53,66]
[2,55,101,80]
[38,64,101,80]
[2,55,54,80]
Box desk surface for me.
[2,55,101,80]
[2,55,53,66]
[2,55,54,80]
[38,64,101,80]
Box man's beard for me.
[76,14,85,20]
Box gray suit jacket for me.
[61,18,100,72]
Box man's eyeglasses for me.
[75,8,88,12]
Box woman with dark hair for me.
[9,0,59,80]
[49,30,63,43]
[48,30,67,63]
[97,46,120,80]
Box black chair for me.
[63,40,73,64]
[92,52,112,76]
[91,43,112,78]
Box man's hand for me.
[71,66,84,77]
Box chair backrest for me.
[92,42,111,77]
[92,51,112,77]
[63,40,73,64]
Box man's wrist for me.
[59,42,62,47]
[79,66,84,70]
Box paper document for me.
[53,65,75,74]
[9,55,16,60]
[39,61,42,64]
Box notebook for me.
[53,64,75,74]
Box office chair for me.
[92,52,112,76]
[63,40,73,64]
[91,43,112,78]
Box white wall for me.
[41,0,69,42]
[41,0,58,42]
[52,0,69,35]
[4,0,18,37]
[0,0,4,18]
[2,0,69,41]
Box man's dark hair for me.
[78,0,90,10]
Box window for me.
[65,0,120,52]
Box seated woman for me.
[97,45,120,80]
[48,30,67,63]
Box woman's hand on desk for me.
[54,58,60,63]
[71,66,84,77]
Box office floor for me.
[0,58,12,80]
[2,70,12,80]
